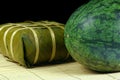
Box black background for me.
[0,0,89,24]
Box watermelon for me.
[64,0,120,72]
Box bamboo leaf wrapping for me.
[0,21,71,67]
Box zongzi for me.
[0,21,71,67]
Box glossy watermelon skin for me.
[64,0,120,72]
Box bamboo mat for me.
[0,54,119,80]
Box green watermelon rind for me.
[65,0,120,72]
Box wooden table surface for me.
[0,54,119,80]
